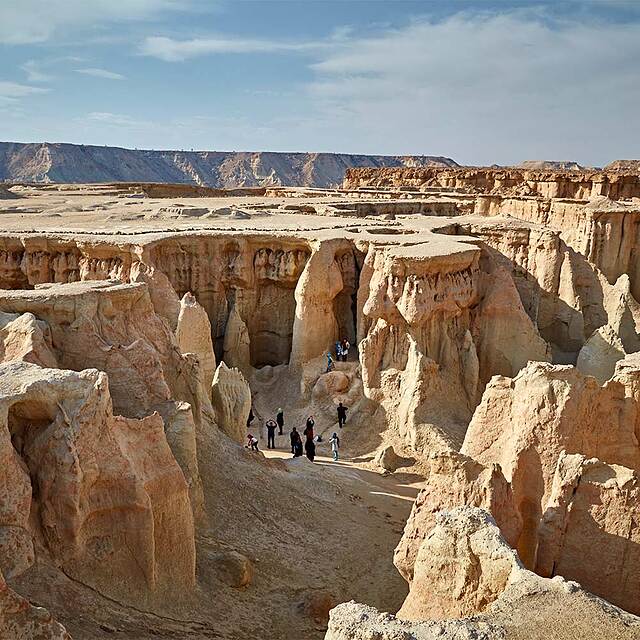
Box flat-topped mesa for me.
[343,167,640,200]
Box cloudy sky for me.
[1,0,639,166]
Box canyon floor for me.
[1,169,640,639]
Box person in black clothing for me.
[337,402,347,429]
[266,419,277,449]
[304,436,316,462]
[304,416,315,440]
[276,408,284,435]
[293,435,303,458]
[290,427,300,454]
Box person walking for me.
[335,340,343,362]
[329,432,340,461]
[341,338,350,362]
[337,402,348,429]
[266,419,277,449]
[276,407,284,435]
[326,352,334,372]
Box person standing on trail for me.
[304,434,316,462]
[246,407,255,429]
[335,340,343,361]
[329,432,340,461]
[266,419,277,449]
[293,431,303,458]
[304,416,315,441]
[290,427,300,454]
[341,338,350,362]
[276,408,284,435]
[337,402,348,429]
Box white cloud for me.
[0,0,189,44]
[0,81,49,102]
[302,11,640,165]
[139,35,325,62]
[85,111,152,128]
[76,68,125,80]
[21,60,54,83]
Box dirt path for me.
[262,447,423,527]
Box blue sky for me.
[1,0,639,166]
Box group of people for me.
[246,403,348,462]
[326,337,351,372]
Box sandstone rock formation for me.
[328,508,640,640]
[3,169,640,638]
[176,291,217,389]
[0,361,195,606]
[394,452,521,587]
[210,361,252,443]
[0,568,71,640]
[462,361,640,568]
[536,452,640,616]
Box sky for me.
[0,0,639,166]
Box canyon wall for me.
[344,166,640,199]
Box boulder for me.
[211,551,254,589]
[374,445,401,473]
[398,507,522,620]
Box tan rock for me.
[374,445,401,473]
[536,452,640,615]
[211,550,254,588]
[290,240,344,366]
[0,568,72,640]
[462,361,640,567]
[210,361,252,443]
[0,311,57,368]
[176,291,216,389]
[394,452,521,586]
[398,508,522,620]
[130,260,181,330]
[0,361,195,607]
[223,304,251,373]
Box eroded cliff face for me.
[344,166,640,200]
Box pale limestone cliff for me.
[176,291,217,389]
